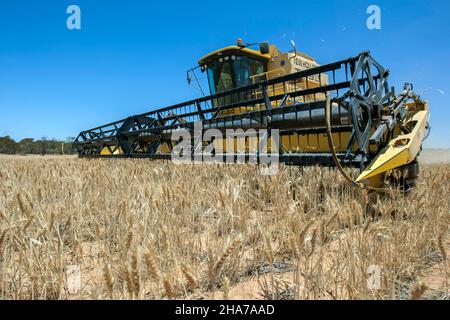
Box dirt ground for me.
[207,233,449,300]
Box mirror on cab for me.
[259,42,270,55]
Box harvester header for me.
[74,40,430,191]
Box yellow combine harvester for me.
[74,39,430,191]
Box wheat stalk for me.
[410,282,428,300]
[130,247,140,298]
[214,236,242,274]
[17,193,32,217]
[222,276,230,300]
[307,228,317,259]
[163,277,174,300]
[181,264,198,290]
[144,248,160,282]
[103,263,114,299]
[437,233,447,262]
[123,265,134,299]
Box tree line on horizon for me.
[0,136,77,155]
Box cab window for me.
[206,55,266,95]
[234,56,265,87]
[207,60,234,95]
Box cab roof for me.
[198,45,271,66]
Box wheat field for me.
[0,155,448,300]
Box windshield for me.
[233,56,265,88]
[207,60,234,95]
[207,56,265,95]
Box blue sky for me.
[0,0,449,147]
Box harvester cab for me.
[198,40,328,110]
[74,39,430,192]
